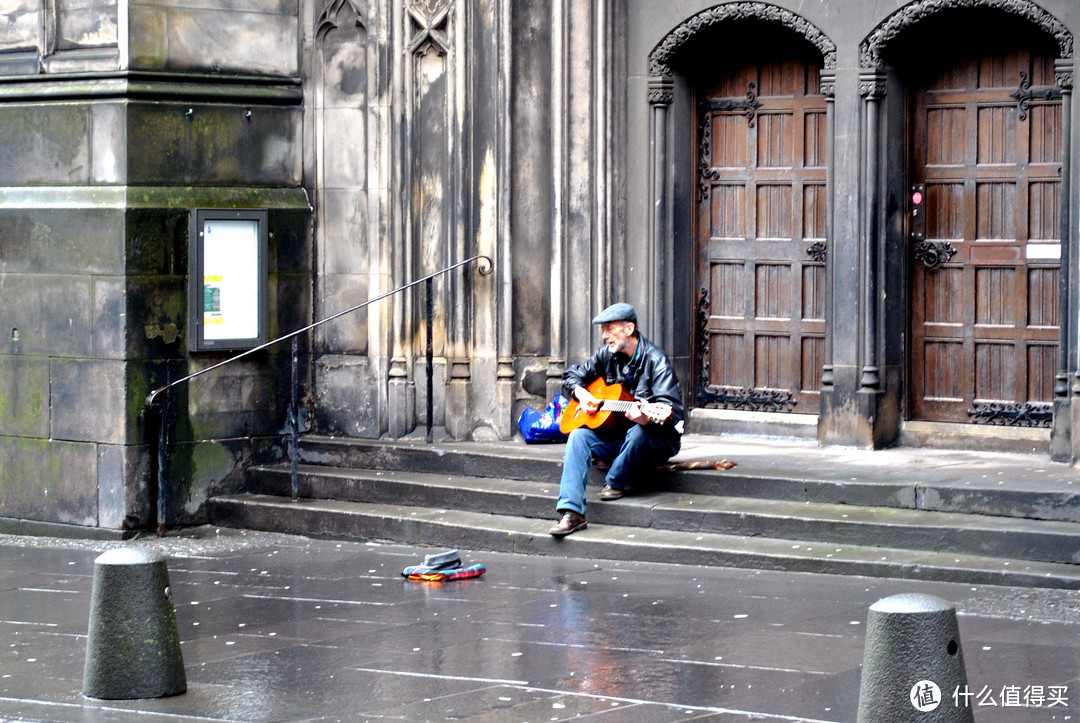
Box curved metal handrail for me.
[145,253,494,535]
[146,253,494,407]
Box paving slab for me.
[0,527,1078,722]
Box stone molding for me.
[317,0,368,41]
[861,0,1073,69]
[408,0,453,56]
[647,76,674,106]
[648,2,837,78]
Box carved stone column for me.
[858,70,885,397]
[1051,58,1077,461]
[819,69,836,393]
[851,70,887,447]
[648,75,675,352]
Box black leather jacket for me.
[562,334,685,437]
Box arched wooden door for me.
[695,50,827,415]
[909,46,1061,426]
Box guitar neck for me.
[599,399,638,413]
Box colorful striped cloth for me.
[402,563,486,582]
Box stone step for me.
[294,435,1080,522]
[207,493,1080,589]
[245,463,1080,566]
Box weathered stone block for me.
[186,356,290,439]
[124,276,187,359]
[123,204,187,276]
[51,358,129,444]
[0,355,49,438]
[166,8,298,76]
[125,5,167,67]
[268,206,312,274]
[92,278,127,360]
[91,102,127,183]
[315,354,384,437]
[315,273,369,354]
[56,0,118,50]
[0,1,38,54]
[319,189,370,275]
[0,273,94,357]
[97,443,152,530]
[125,103,302,186]
[159,437,251,525]
[319,33,368,109]
[267,272,311,345]
[0,437,98,525]
[0,204,125,275]
[321,107,367,188]
[127,3,298,77]
[0,104,92,185]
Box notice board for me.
[188,209,268,351]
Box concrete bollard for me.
[857,593,972,722]
[82,547,187,700]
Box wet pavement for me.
[1,527,1078,722]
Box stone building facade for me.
[2,0,1079,531]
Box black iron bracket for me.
[967,401,1052,428]
[1011,70,1063,122]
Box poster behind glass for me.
[189,210,268,351]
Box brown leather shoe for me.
[599,485,623,501]
[549,510,587,537]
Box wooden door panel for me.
[696,50,825,415]
[909,46,1060,425]
[974,342,1016,400]
[1027,267,1058,326]
[755,334,792,388]
[709,184,747,237]
[757,113,794,166]
[976,106,1018,164]
[1029,182,1060,238]
[710,333,748,387]
[923,341,965,400]
[754,263,792,319]
[756,185,793,239]
[802,265,825,320]
[926,183,965,238]
[975,182,1018,238]
[1029,344,1057,399]
[923,267,964,324]
[711,115,750,167]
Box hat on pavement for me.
[592,302,637,325]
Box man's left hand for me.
[625,403,649,426]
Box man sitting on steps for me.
[549,302,685,537]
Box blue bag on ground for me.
[518,394,570,443]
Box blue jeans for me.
[556,425,680,515]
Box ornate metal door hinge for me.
[967,401,1052,428]
[1011,70,1063,122]
[698,384,799,413]
[702,82,763,128]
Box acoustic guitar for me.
[559,377,673,434]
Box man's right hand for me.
[574,386,600,414]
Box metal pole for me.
[426,277,434,443]
[290,336,299,501]
[155,388,170,537]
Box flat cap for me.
[592,302,637,325]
